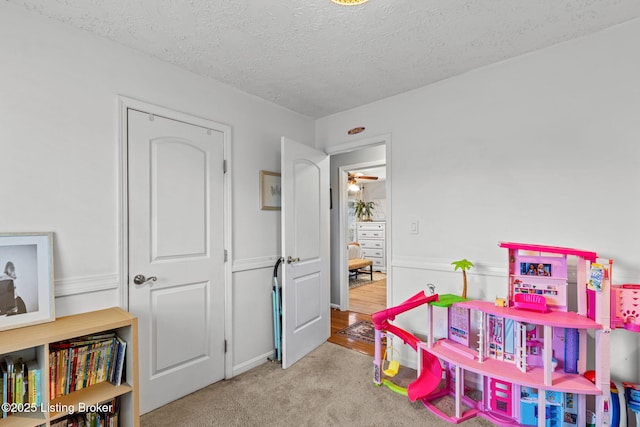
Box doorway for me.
[327,136,390,315]
[343,163,387,315]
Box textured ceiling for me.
[10,0,640,118]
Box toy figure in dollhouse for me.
[371,241,640,427]
[526,263,537,275]
[536,263,550,276]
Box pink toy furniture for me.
[611,284,640,332]
[513,293,547,312]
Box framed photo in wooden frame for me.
[260,170,281,210]
[0,232,55,331]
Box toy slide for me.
[372,291,441,402]
[371,291,439,337]
[407,349,443,402]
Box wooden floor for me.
[348,277,386,315]
[327,309,376,356]
[327,276,386,357]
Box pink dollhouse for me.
[373,241,640,427]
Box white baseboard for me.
[231,351,276,377]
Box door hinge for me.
[223,159,227,173]
[224,340,227,353]
[224,249,228,262]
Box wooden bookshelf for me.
[0,307,139,427]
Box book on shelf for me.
[1,359,8,418]
[3,356,13,415]
[13,359,23,405]
[49,397,120,427]
[113,336,127,387]
[49,332,127,399]
[1,372,5,418]
[26,359,41,406]
[0,355,41,418]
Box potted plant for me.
[354,200,375,221]
[451,258,474,299]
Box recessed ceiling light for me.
[331,0,369,5]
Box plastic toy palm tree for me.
[452,259,474,299]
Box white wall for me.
[0,2,314,375]
[362,180,387,221]
[317,19,640,381]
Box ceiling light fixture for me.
[331,0,369,5]
[348,178,361,192]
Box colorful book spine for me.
[113,336,127,386]
[1,361,7,418]
[26,359,41,405]
[3,356,13,415]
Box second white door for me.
[127,108,226,413]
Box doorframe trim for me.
[117,95,234,379]
[326,133,392,311]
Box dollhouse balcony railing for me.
[455,300,601,329]
[426,339,602,395]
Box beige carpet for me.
[141,342,496,426]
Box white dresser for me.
[356,221,386,272]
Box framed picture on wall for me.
[260,170,281,210]
[0,232,55,331]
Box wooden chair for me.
[348,242,373,281]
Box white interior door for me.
[127,109,225,413]
[281,137,330,369]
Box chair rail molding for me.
[392,255,639,284]
[392,256,506,278]
[232,255,281,273]
[55,273,119,297]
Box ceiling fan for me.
[348,172,378,181]
[347,172,378,192]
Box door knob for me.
[133,274,157,285]
[287,256,300,264]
